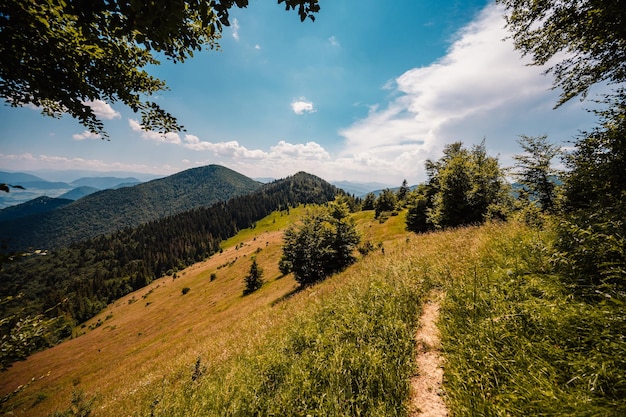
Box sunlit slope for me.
[0,207,413,416]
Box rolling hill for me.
[0,165,261,251]
[57,186,100,200]
[0,196,73,223]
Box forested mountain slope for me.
[0,165,261,251]
[0,196,73,222]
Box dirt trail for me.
[409,291,448,417]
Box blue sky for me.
[0,0,605,186]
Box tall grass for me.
[144,244,427,416]
[439,221,626,416]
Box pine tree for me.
[243,258,264,295]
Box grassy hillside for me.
[1,209,623,416]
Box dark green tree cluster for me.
[0,0,320,135]
[279,202,360,286]
[374,189,398,219]
[499,0,626,296]
[362,192,376,211]
[0,172,339,367]
[406,141,510,233]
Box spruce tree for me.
[243,258,264,295]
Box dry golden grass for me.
[1,207,413,416]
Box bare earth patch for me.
[409,291,448,417]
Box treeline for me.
[0,172,340,367]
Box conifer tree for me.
[243,258,264,295]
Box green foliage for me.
[397,179,410,203]
[440,223,626,416]
[498,0,626,105]
[0,0,319,135]
[406,141,510,232]
[279,202,360,286]
[513,134,561,212]
[243,258,263,295]
[555,97,626,293]
[405,186,430,233]
[362,192,376,210]
[0,313,71,370]
[374,189,398,219]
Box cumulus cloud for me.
[337,3,594,182]
[129,119,182,144]
[270,140,329,160]
[0,152,167,174]
[183,136,268,159]
[84,99,120,120]
[291,97,316,114]
[73,130,102,140]
[182,136,330,161]
[328,36,340,47]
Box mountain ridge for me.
[0,165,261,251]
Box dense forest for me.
[0,172,341,368]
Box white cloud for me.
[83,99,120,120]
[182,136,329,161]
[291,97,316,114]
[255,44,261,50]
[183,135,268,159]
[232,18,240,41]
[129,119,182,144]
[73,130,102,141]
[270,140,329,160]
[0,152,170,174]
[329,36,340,47]
[337,3,596,183]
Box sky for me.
[0,0,607,186]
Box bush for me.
[181,287,190,295]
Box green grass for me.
[137,209,427,416]
[439,221,626,416]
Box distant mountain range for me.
[0,166,400,251]
[331,180,394,197]
[0,171,143,208]
[0,165,261,251]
